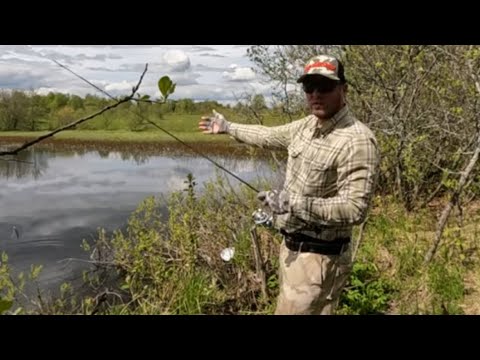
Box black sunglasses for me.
[303,81,339,94]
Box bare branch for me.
[0,65,148,157]
[58,257,117,267]
[1,101,125,156]
[424,134,480,263]
[250,225,267,300]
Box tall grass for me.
[2,177,479,315]
[338,197,480,315]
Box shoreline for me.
[0,131,284,159]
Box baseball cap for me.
[296,55,345,83]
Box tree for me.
[0,90,30,130]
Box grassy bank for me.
[0,129,231,144]
[0,112,229,145]
[1,175,479,315]
[0,112,285,145]
[0,130,281,160]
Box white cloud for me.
[162,50,191,72]
[105,80,135,92]
[0,45,276,104]
[222,67,256,82]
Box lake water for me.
[0,147,280,296]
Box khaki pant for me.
[275,239,353,315]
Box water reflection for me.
[0,148,49,180]
[0,146,279,293]
[0,147,156,181]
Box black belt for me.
[281,230,350,255]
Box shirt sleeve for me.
[289,135,380,226]
[228,119,305,150]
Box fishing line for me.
[26,46,261,194]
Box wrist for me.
[288,192,301,214]
[225,121,231,133]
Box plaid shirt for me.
[229,105,380,241]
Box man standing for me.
[199,55,380,315]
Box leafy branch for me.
[0,64,149,157]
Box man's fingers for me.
[198,125,213,134]
[198,120,213,134]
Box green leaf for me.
[0,298,13,314]
[158,76,173,98]
[141,95,151,100]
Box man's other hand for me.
[257,190,290,214]
[199,109,230,134]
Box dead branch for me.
[424,134,480,264]
[250,225,267,299]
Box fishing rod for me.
[27,48,274,227]
[28,48,261,194]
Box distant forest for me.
[0,90,272,131]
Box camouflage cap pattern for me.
[297,55,341,83]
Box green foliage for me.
[1,185,478,315]
[0,253,15,311]
[338,261,395,315]
[0,298,13,314]
[51,174,279,315]
[0,252,34,315]
[428,262,465,314]
[158,76,176,100]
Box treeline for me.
[0,90,271,131]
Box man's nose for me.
[311,89,327,96]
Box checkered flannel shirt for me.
[228,105,380,241]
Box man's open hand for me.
[198,109,230,134]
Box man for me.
[198,54,380,315]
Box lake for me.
[0,145,280,297]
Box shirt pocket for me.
[285,142,305,190]
[288,142,304,158]
[305,157,337,197]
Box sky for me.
[0,45,277,105]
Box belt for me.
[281,230,350,255]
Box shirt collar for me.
[313,105,350,137]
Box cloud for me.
[0,60,79,90]
[222,66,256,82]
[193,63,226,72]
[199,53,225,58]
[162,50,190,72]
[105,80,135,92]
[190,46,216,52]
[168,72,200,85]
[0,65,47,89]
[0,45,273,105]
[119,63,152,72]
[85,66,118,72]
[73,54,109,61]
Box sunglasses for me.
[303,81,339,94]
